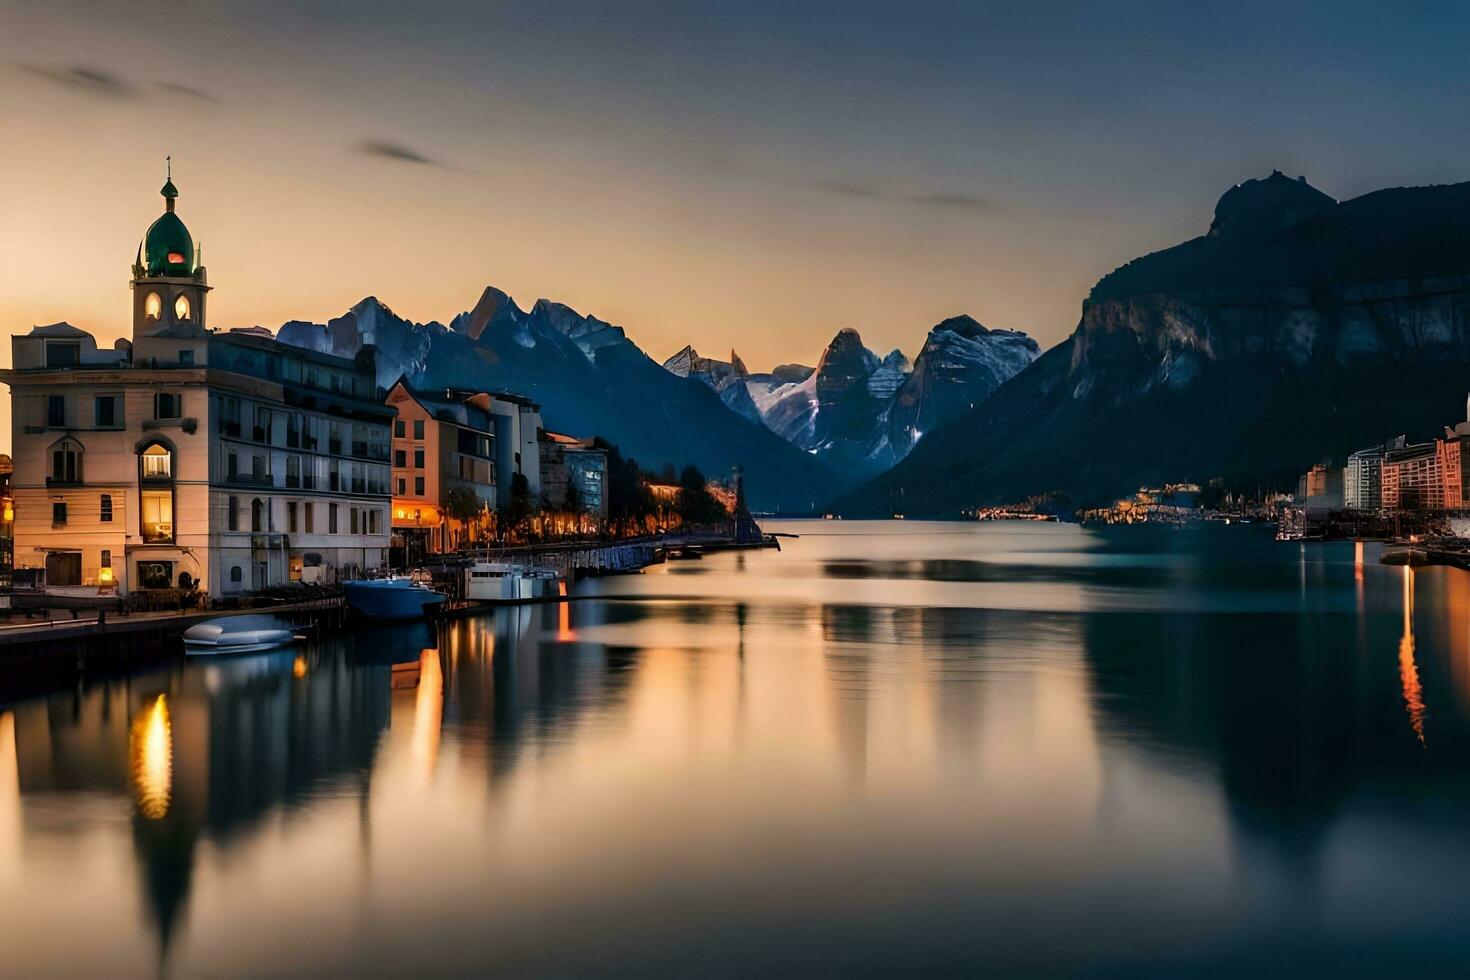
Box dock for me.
[0,598,348,703]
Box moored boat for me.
[344,577,448,620]
[463,563,563,603]
[184,614,301,655]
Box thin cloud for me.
[17,64,136,98]
[154,80,225,104]
[807,176,994,212]
[355,139,446,168]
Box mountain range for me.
[663,316,1038,477]
[837,171,1470,515]
[275,288,839,512]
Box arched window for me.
[144,292,162,320]
[48,437,84,485]
[251,498,264,533]
[174,294,191,321]
[229,566,243,583]
[140,443,172,480]
[138,441,175,543]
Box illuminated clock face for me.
[174,294,191,321]
[144,292,162,320]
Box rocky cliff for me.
[838,172,1470,515]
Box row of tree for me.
[599,438,729,538]
[438,439,732,545]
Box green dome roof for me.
[138,180,194,277]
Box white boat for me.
[184,614,302,655]
[464,563,563,603]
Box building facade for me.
[1344,444,1385,511]
[1381,441,1443,511]
[387,381,495,557]
[386,382,546,558]
[539,431,608,520]
[3,177,392,596]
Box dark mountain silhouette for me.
[837,172,1470,515]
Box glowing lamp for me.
[98,567,114,584]
[2,504,12,522]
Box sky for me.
[4,0,1470,389]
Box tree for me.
[443,486,484,548]
[678,464,727,526]
[498,472,534,540]
[564,479,583,514]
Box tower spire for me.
[161,157,178,212]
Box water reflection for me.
[129,695,172,820]
[6,523,1470,975]
[1399,567,1427,746]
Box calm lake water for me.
[4,520,1470,977]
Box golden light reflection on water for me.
[129,695,172,820]
[1399,567,1427,747]
[15,524,1470,976]
[0,711,18,876]
[411,649,444,781]
[557,581,576,641]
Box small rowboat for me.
[184,615,303,655]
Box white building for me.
[2,175,393,597]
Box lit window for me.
[141,443,172,480]
[141,490,173,543]
[144,292,162,320]
[174,294,191,321]
[167,251,186,265]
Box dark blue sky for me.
[4,0,1468,366]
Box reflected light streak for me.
[1399,567,1427,747]
[0,712,18,865]
[129,695,173,819]
[558,581,575,641]
[410,649,443,780]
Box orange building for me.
[386,382,495,561]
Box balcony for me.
[230,472,276,488]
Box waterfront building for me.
[1295,463,1344,513]
[2,176,393,596]
[538,431,608,520]
[385,381,545,558]
[1344,444,1387,511]
[1381,440,1443,511]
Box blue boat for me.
[343,577,447,621]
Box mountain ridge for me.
[835,172,1470,516]
[276,288,838,512]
